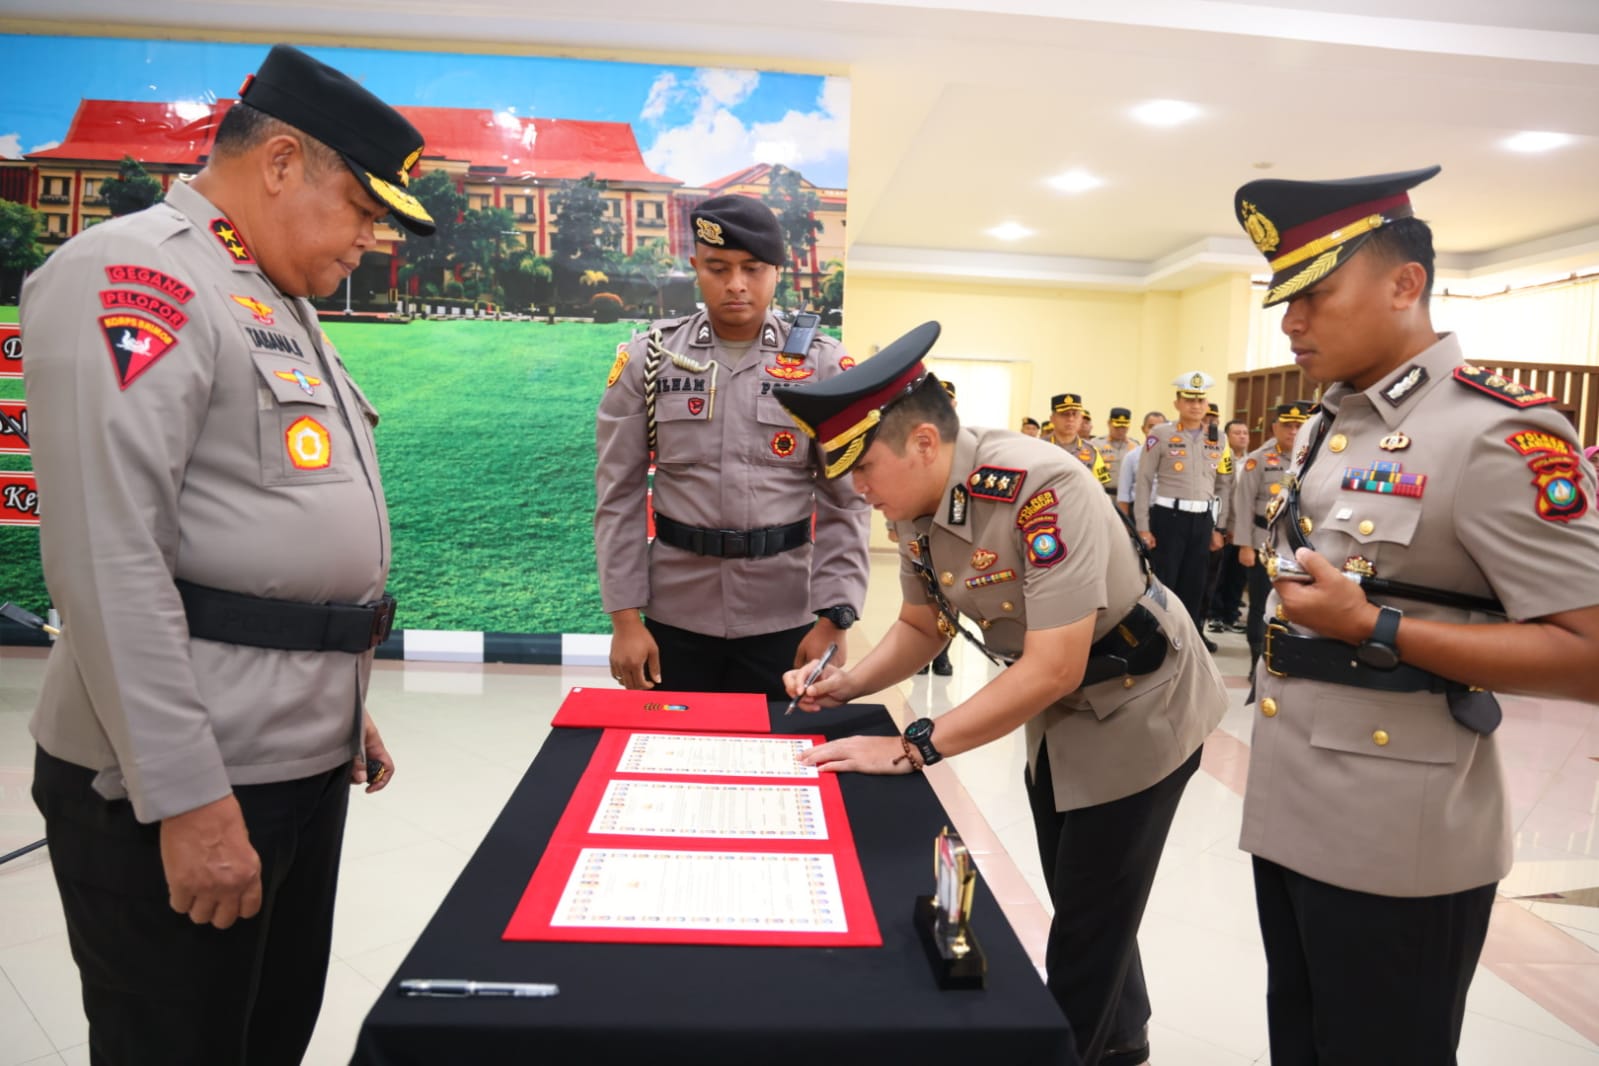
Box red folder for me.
[551,687,771,734]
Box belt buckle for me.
[1264,621,1287,677]
[368,595,397,648]
[720,530,747,558]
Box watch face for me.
[905,718,932,741]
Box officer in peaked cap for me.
[1230,401,1310,694]
[1232,164,1599,1063]
[1050,391,1110,487]
[21,43,422,1059]
[595,193,868,699]
[1134,370,1234,650]
[1091,406,1138,500]
[776,322,1226,1066]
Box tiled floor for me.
[2,551,1597,1064]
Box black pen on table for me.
[399,978,559,998]
[784,641,838,716]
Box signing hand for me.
[1273,547,1379,644]
[800,734,917,775]
[782,659,853,713]
[160,794,262,930]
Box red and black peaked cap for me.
[776,321,941,479]
[1235,165,1440,307]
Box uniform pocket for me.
[653,395,716,466]
[1321,494,1423,548]
[251,353,352,487]
[1309,690,1458,765]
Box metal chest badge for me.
[948,486,969,526]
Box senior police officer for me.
[1050,392,1111,487]
[776,323,1227,1066]
[1235,165,1599,1063]
[1134,373,1234,649]
[22,45,426,1061]
[595,195,869,698]
[1230,402,1309,694]
[1091,406,1138,500]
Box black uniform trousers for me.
[1252,856,1496,1066]
[1206,545,1247,623]
[645,617,813,700]
[1026,743,1203,1066]
[1148,504,1213,628]
[32,747,351,1066]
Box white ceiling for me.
[8,0,1599,291]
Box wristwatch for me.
[816,605,857,630]
[1356,605,1403,670]
[903,717,943,767]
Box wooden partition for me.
[1228,360,1599,451]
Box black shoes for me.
[1202,635,1219,653]
[932,649,953,675]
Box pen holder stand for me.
[913,895,986,990]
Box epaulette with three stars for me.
[965,465,1027,502]
[1453,365,1556,408]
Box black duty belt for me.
[653,512,811,559]
[177,579,396,653]
[1263,621,1500,734]
[1080,599,1169,687]
[1253,515,1269,530]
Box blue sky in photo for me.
[0,35,849,188]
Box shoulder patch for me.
[1454,365,1556,408]
[966,466,1026,503]
[1506,430,1588,522]
[606,344,630,388]
[1016,489,1056,527]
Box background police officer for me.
[1050,392,1110,486]
[595,195,869,698]
[1230,402,1308,691]
[23,45,421,1060]
[1235,165,1599,1063]
[1091,406,1138,500]
[776,323,1227,1066]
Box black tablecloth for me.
[352,702,1072,1065]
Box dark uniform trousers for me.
[1252,856,1495,1066]
[1026,743,1203,1066]
[1147,504,1213,628]
[1206,545,1247,624]
[32,748,349,1066]
[645,617,814,701]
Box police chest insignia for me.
[967,466,1026,502]
[764,364,815,381]
[970,548,998,571]
[948,485,968,525]
[688,396,706,416]
[1344,555,1376,578]
[1506,430,1588,522]
[1343,462,1426,499]
[99,314,177,390]
[1454,366,1556,408]
[99,289,188,331]
[839,356,856,370]
[104,265,194,304]
[285,416,331,470]
[965,569,1016,589]
[274,368,323,395]
[230,294,275,325]
[770,429,797,457]
[606,345,629,388]
[695,218,725,245]
[209,218,253,263]
[1025,522,1066,567]
[1245,458,1258,472]
[1016,489,1056,528]
[694,322,713,345]
[762,324,780,349]
[1382,365,1428,406]
[1379,432,1411,451]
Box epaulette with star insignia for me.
[965,466,1026,502]
[1453,365,1556,408]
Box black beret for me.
[776,321,940,479]
[239,45,434,236]
[690,195,785,266]
[1235,165,1440,308]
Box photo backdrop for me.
[0,34,849,636]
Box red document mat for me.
[550,687,771,734]
[504,729,880,947]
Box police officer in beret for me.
[776,322,1227,1066]
[1091,407,1138,499]
[1230,402,1308,693]
[1234,165,1599,1063]
[1050,392,1111,487]
[595,194,869,698]
[1134,372,1234,650]
[22,45,425,1059]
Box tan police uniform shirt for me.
[22,180,387,823]
[1231,439,1292,544]
[595,311,870,638]
[1092,435,1138,493]
[1056,434,1111,487]
[1243,332,1599,897]
[1134,422,1235,532]
[894,428,1227,811]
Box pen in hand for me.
[784,641,838,716]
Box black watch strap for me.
[904,717,943,766]
[817,605,856,629]
[1369,605,1402,646]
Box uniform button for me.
[1358,519,1375,536]
[1328,433,1348,453]
[1122,676,1136,689]
[940,571,954,586]
[1173,461,1185,472]
[1001,601,1014,612]
[1261,697,1278,717]
[1372,729,1390,746]
[1298,516,1314,536]
[978,619,992,630]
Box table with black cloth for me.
[353,701,1073,1066]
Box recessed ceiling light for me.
[1503,131,1573,153]
[986,222,1035,241]
[1046,168,1103,194]
[1131,99,1201,128]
